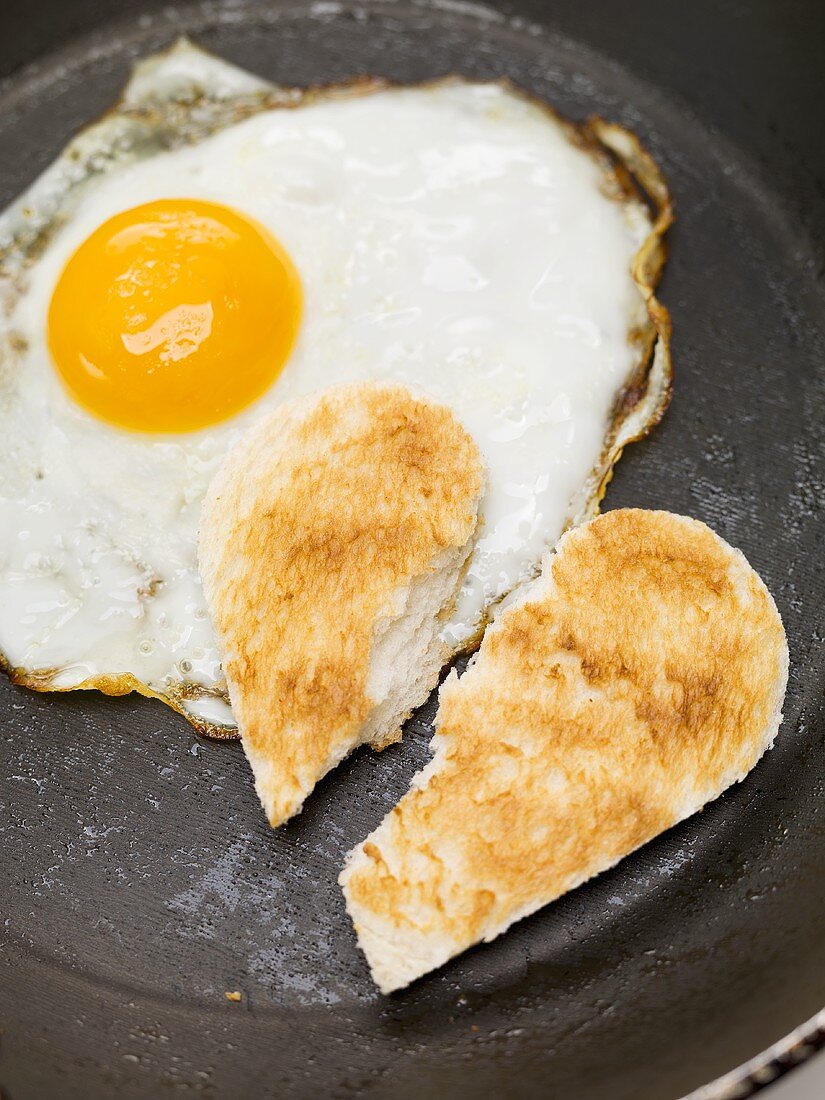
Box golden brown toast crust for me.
[341,509,788,992]
[198,382,483,827]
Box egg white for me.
[0,42,670,733]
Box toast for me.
[198,382,484,827]
[340,509,789,993]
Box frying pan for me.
[1,1,823,1097]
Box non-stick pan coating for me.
[1,2,823,1098]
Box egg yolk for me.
[48,198,302,433]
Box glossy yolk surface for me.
[48,198,302,432]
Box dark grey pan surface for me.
[1,2,823,1097]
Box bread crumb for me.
[224,991,242,1002]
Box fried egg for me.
[0,41,671,735]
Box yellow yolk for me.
[48,198,302,432]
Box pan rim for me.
[682,1006,825,1100]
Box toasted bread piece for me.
[340,509,788,993]
[198,382,484,828]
